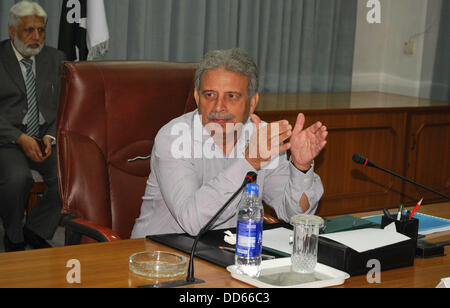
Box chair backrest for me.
[57,61,197,239]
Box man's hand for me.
[41,135,53,158]
[245,114,292,170]
[15,134,51,163]
[290,113,328,171]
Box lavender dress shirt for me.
[131,110,323,237]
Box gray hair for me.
[8,1,48,29]
[194,48,259,98]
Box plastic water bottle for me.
[235,183,264,278]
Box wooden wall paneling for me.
[257,109,408,216]
[403,110,450,204]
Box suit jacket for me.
[0,39,66,146]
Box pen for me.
[409,198,423,220]
[219,246,275,260]
[383,208,393,219]
[397,204,404,221]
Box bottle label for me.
[236,219,263,258]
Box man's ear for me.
[249,92,259,115]
[8,26,16,41]
[194,89,200,107]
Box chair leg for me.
[27,182,46,215]
[27,193,39,216]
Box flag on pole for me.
[86,0,109,60]
[58,0,109,61]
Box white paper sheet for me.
[436,277,450,288]
[262,228,293,255]
[319,228,410,253]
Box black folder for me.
[147,229,235,268]
[146,224,285,268]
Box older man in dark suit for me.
[0,1,65,251]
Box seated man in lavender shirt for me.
[131,48,328,237]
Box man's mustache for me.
[28,41,42,48]
[207,112,234,120]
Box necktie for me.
[21,58,40,137]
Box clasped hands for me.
[16,133,52,163]
[245,113,328,171]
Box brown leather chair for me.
[57,61,197,244]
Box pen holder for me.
[381,214,419,241]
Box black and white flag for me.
[58,0,109,61]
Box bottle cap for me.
[245,183,259,195]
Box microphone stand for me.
[353,154,450,200]
[151,172,257,288]
[372,164,449,200]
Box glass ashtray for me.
[129,251,188,278]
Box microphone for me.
[158,171,257,287]
[352,154,450,200]
[352,153,376,168]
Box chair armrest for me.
[61,215,121,243]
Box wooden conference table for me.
[0,203,448,288]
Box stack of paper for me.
[262,228,292,256]
[319,228,410,253]
[262,227,411,255]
